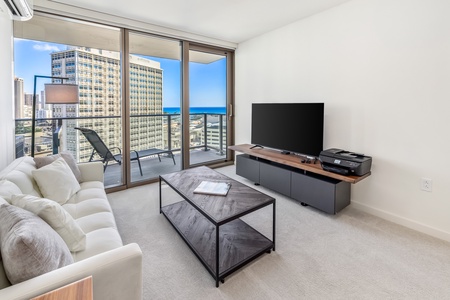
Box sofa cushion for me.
[0,180,21,202]
[62,182,123,262]
[34,151,82,182]
[0,204,73,284]
[0,157,41,197]
[10,194,86,252]
[63,181,112,218]
[32,158,81,204]
[72,227,123,262]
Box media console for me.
[229,144,371,214]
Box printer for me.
[319,148,372,176]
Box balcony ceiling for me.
[47,0,352,44]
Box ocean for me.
[163,107,226,114]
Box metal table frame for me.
[159,171,275,287]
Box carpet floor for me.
[107,165,450,300]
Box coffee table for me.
[159,166,276,287]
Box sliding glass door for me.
[13,13,234,190]
[188,47,230,167]
[127,32,182,183]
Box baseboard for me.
[351,201,450,243]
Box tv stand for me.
[250,144,264,149]
[229,144,371,214]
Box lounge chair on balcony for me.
[75,127,175,176]
[75,127,142,175]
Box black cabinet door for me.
[291,172,350,214]
[236,155,260,183]
[260,163,291,197]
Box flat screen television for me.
[251,103,324,157]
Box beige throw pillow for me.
[34,151,82,182]
[0,180,22,203]
[0,204,73,284]
[32,158,81,204]
[11,194,86,252]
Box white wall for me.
[235,0,450,241]
[0,13,15,170]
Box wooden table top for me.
[160,166,275,224]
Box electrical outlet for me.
[421,178,432,192]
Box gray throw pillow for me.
[34,151,82,182]
[0,204,73,284]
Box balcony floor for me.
[103,148,226,187]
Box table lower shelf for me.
[161,200,274,281]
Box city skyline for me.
[13,39,227,109]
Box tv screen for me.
[251,103,324,157]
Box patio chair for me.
[75,127,143,176]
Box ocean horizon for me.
[163,107,226,114]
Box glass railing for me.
[187,113,227,155]
[14,113,227,161]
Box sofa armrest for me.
[0,243,142,300]
[77,161,104,183]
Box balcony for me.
[15,113,228,188]
[103,148,225,187]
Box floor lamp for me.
[31,75,79,157]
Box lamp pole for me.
[31,75,69,157]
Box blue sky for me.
[14,39,227,108]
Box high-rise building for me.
[24,93,34,106]
[40,90,46,110]
[14,78,24,119]
[203,122,227,154]
[50,47,164,162]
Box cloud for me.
[33,43,61,52]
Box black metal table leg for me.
[273,200,276,251]
[216,225,220,287]
[159,176,162,214]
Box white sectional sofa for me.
[0,156,142,300]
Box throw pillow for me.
[32,158,81,204]
[11,194,86,252]
[0,204,73,284]
[0,180,22,203]
[34,151,82,182]
[0,196,9,206]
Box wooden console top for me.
[229,144,370,184]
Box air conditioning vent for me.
[2,0,33,21]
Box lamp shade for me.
[45,83,79,104]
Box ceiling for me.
[48,0,352,44]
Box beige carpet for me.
[107,165,450,300]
